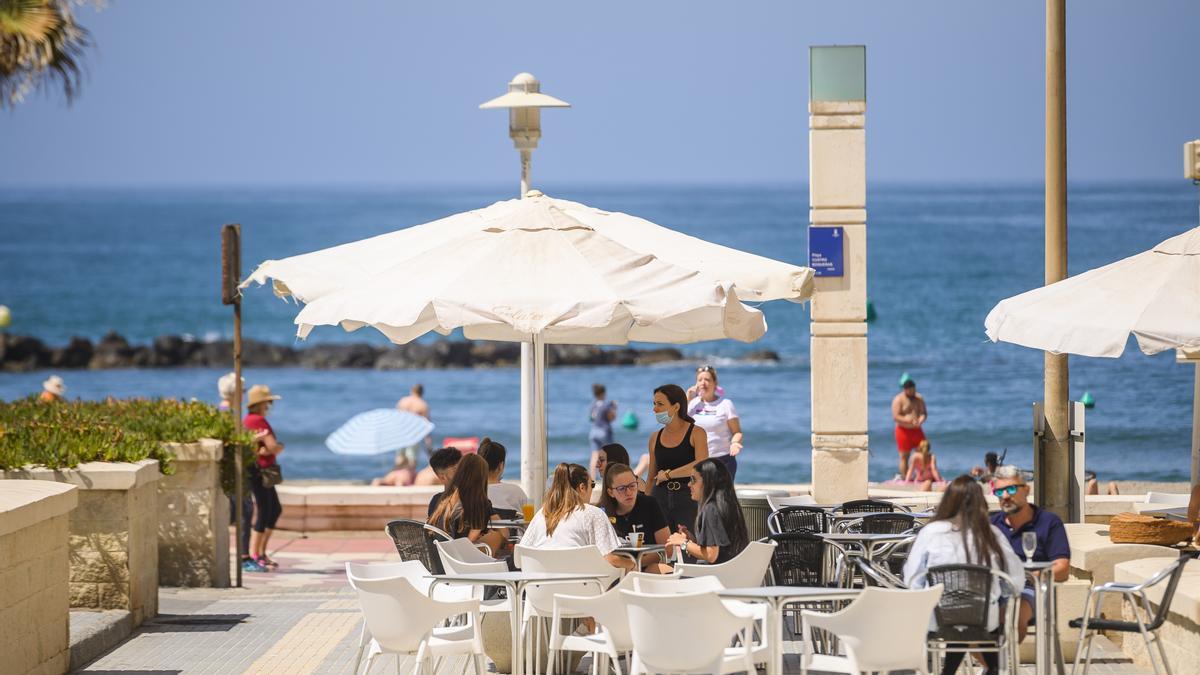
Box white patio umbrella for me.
[984,226,1200,487]
[245,190,814,499]
[984,227,1200,357]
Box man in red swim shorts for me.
[891,379,927,479]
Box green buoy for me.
[620,411,639,430]
[1081,391,1095,408]
[866,299,877,323]
[898,372,912,388]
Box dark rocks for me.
[0,331,761,371]
[743,349,781,362]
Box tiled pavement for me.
[76,531,1152,674]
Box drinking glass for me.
[520,501,535,522]
[1021,531,1037,560]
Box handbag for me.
[260,464,284,488]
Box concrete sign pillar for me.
[808,46,869,503]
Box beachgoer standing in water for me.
[891,379,927,479]
[587,384,617,480]
[397,383,432,460]
[687,365,743,481]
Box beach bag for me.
[1108,512,1193,546]
[260,464,284,488]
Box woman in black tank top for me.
[646,384,709,534]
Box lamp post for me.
[480,73,570,503]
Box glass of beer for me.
[520,501,535,522]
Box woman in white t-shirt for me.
[687,365,744,481]
[519,463,632,571]
[478,437,528,514]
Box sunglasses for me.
[697,365,715,373]
[992,485,1023,498]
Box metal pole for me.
[517,161,545,503]
[1192,364,1200,486]
[520,149,532,197]
[1041,0,1071,519]
[233,295,244,588]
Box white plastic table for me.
[718,586,861,675]
[429,570,609,675]
[611,544,666,570]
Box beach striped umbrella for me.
[325,408,434,456]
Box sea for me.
[0,183,1195,484]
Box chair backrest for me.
[554,583,638,651]
[621,590,751,673]
[768,505,829,535]
[925,564,992,639]
[348,573,442,653]
[1146,554,1193,630]
[861,513,919,534]
[1144,491,1191,506]
[437,537,495,565]
[385,519,449,575]
[838,499,898,514]
[767,494,817,511]
[768,532,827,587]
[345,560,432,593]
[806,586,943,673]
[677,540,776,588]
[514,545,619,614]
[633,575,724,595]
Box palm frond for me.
[0,0,60,40]
[0,0,91,107]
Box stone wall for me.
[0,481,78,675]
[158,439,230,587]
[3,460,161,627]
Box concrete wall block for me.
[70,582,99,607]
[73,490,131,529]
[811,448,869,503]
[809,128,865,209]
[98,581,131,610]
[810,336,868,434]
[70,550,130,584]
[809,223,867,322]
[70,530,130,553]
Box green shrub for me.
[0,397,255,477]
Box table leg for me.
[510,581,523,675]
[768,599,783,675]
[1034,573,1047,675]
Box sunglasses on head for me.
[992,485,1023,498]
[697,365,715,373]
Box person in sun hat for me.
[243,384,285,572]
[38,375,66,403]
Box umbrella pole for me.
[1192,365,1199,486]
[520,336,548,505]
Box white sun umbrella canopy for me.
[985,227,1200,357]
[245,190,815,498]
[325,408,434,456]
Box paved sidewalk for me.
[77,531,1152,674]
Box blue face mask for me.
[654,411,673,425]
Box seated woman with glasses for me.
[599,462,672,572]
[520,463,634,571]
[666,458,748,564]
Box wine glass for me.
[1021,531,1037,561]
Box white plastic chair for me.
[631,574,769,668]
[768,494,817,511]
[800,585,943,675]
[621,589,757,674]
[439,536,497,564]
[676,539,777,588]
[348,571,486,675]
[1144,491,1190,506]
[436,539,514,617]
[547,572,655,675]
[514,545,621,675]
[346,560,435,671]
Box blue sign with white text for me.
[808,226,844,277]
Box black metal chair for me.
[925,564,1020,675]
[1069,553,1195,675]
[768,531,828,587]
[836,498,900,514]
[861,513,919,534]
[384,519,450,575]
[767,505,829,535]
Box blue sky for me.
[2,1,1197,186]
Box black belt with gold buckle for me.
[665,480,683,491]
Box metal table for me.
[429,570,609,675]
[817,532,915,587]
[718,586,861,675]
[612,544,666,570]
[1024,561,1066,675]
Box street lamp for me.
[480,73,570,503]
[480,72,571,196]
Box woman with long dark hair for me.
[645,384,708,532]
[665,458,748,564]
[519,463,632,571]
[428,454,507,556]
[903,475,1023,675]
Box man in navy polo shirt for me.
[989,465,1071,640]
